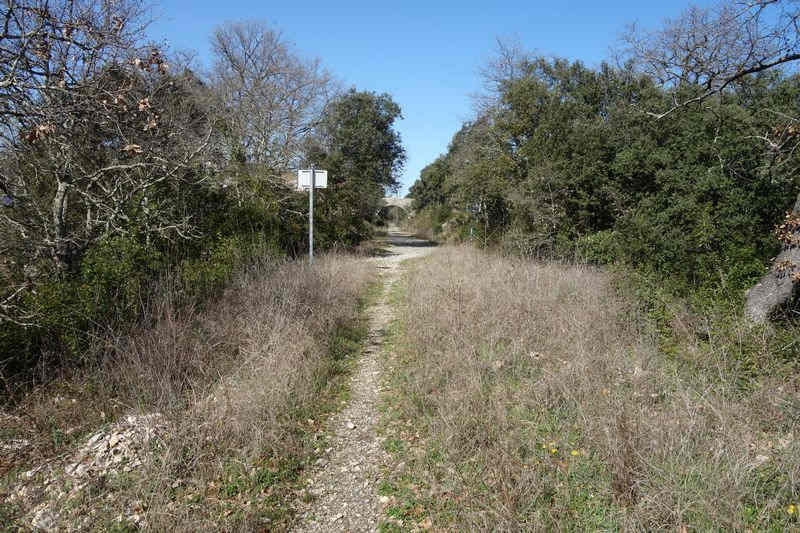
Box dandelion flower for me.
[789,504,796,515]
[570,450,579,456]
[550,448,558,454]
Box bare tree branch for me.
[209,21,335,173]
[0,0,214,326]
[624,0,800,117]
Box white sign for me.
[297,169,328,190]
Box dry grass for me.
[401,210,438,242]
[380,245,800,531]
[1,252,375,530]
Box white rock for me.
[31,507,57,530]
[0,438,30,451]
[86,432,104,447]
[753,454,771,466]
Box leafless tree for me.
[0,0,213,326]
[473,37,529,114]
[623,0,800,118]
[209,21,335,182]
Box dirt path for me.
[292,229,435,532]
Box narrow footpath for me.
[292,229,435,532]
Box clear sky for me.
[147,0,712,195]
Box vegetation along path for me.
[292,229,436,532]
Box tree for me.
[624,0,800,321]
[209,21,333,176]
[444,116,513,242]
[0,0,212,326]
[409,155,448,210]
[312,89,406,243]
[623,0,800,118]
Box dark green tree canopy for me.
[409,48,800,293]
[307,89,406,245]
[409,155,448,210]
[319,89,406,193]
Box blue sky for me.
[147,0,710,195]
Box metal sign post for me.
[309,165,314,263]
[298,168,328,265]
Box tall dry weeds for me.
[383,246,800,530]
[2,253,374,530]
[128,254,374,530]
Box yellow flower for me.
[789,504,796,515]
[550,448,558,454]
[570,450,579,456]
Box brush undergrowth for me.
[1,253,375,531]
[379,246,800,531]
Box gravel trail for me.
[292,229,435,533]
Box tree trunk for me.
[744,194,800,323]
[51,180,70,271]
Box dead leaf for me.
[122,144,142,154]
